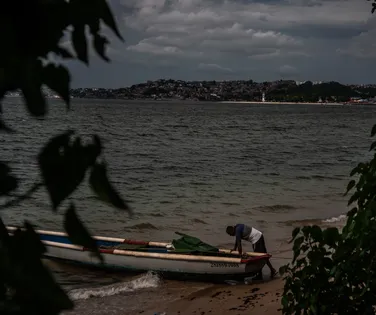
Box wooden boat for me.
[6,226,272,282]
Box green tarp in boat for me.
[172,232,219,253]
[99,232,219,254]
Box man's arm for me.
[237,239,242,256]
[232,240,238,251]
[235,226,243,256]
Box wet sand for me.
[62,239,295,315]
[66,276,285,315]
[60,221,347,315]
[150,278,284,315]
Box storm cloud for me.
[66,0,376,87]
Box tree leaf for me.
[72,24,88,64]
[307,249,324,266]
[89,162,131,214]
[310,225,323,242]
[302,226,311,238]
[370,141,376,151]
[310,304,318,315]
[0,162,18,196]
[38,131,99,210]
[0,62,22,108]
[84,134,102,165]
[350,166,360,177]
[289,227,300,243]
[38,131,74,209]
[42,63,71,107]
[347,207,357,218]
[292,227,300,239]
[5,221,74,313]
[281,295,288,308]
[323,228,340,247]
[98,0,124,41]
[293,236,304,249]
[371,124,376,137]
[322,257,333,268]
[293,236,304,262]
[0,217,10,244]
[330,266,337,276]
[345,180,356,196]
[348,191,360,206]
[54,46,74,59]
[93,34,110,62]
[279,265,288,276]
[20,60,46,117]
[63,203,102,263]
[24,221,46,256]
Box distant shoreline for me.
[220,101,343,105]
[6,95,372,106]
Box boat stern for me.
[242,253,271,274]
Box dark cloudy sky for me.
[65,0,375,88]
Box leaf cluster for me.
[0,0,129,314]
[0,0,123,122]
[280,124,376,314]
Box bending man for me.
[226,224,277,278]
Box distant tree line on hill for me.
[70,80,376,103]
[267,81,373,103]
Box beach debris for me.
[211,291,223,298]
[224,280,239,285]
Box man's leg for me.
[254,235,277,277]
[252,240,264,280]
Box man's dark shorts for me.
[253,235,267,253]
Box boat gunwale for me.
[41,240,271,264]
[6,226,272,263]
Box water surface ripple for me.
[2,99,376,298]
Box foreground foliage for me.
[280,128,376,314]
[280,3,376,314]
[0,0,128,314]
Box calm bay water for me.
[2,98,376,313]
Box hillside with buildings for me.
[68,79,376,103]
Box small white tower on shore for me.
[262,92,266,102]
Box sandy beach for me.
[66,273,286,315]
[59,220,340,315]
[151,278,284,315]
[63,247,292,315]
[61,218,346,315]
